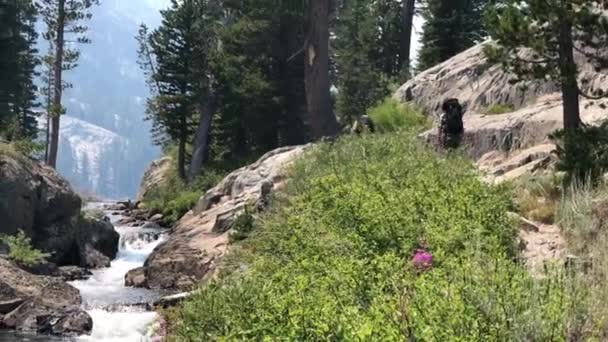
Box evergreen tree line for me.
[0,0,488,172]
[139,0,489,182]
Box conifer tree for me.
[485,1,608,131]
[0,0,39,141]
[335,0,387,123]
[418,0,487,71]
[40,0,99,168]
[139,0,203,180]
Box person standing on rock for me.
[438,98,465,149]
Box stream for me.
[0,203,167,342]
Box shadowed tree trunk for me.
[558,6,580,130]
[305,0,338,141]
[48,0,65,168]
[188,82,215,182]
[400,0,415,79]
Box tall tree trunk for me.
[305,0,338,141]
[188,83,215,182]
[400,0,415,79]
[48,0,65,168]
[177,117,187,181]
[558,6,581,130]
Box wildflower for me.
[412,249,433,271]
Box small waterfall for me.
[71,203,166,341]
[0,203,167,342]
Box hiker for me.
[438,98,464,149]
[350,115,376,135]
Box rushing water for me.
[0,203,166,342]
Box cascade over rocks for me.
[0,151,119,268]
[128,145,309,290]
[393,42,608,183]
[0,258,92,336]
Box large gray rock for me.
[131,145,309,290]
[394,42,608,117]
[0,152,81,238]
[0,149,119,268]
[0,258,92,336]
[393,42,608,182]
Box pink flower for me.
[412,249,433,271]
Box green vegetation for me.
[367,98,430,133]
[511,173,563,224]
[1,230,48,267]
[167,132,593,341]
[484,103,514,115]
[144,166,225,226]
[551,121,608,185]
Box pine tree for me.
[211,0,308,159]
[139,0,202,180]
[485,0,608,131]
[334,0,387,123]
[40,0,99,168]
[0,0,39,142]
[418,0,487,71]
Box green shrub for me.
[484,103,514,115]
[550,121,608,185]
[144,165,226,225]
[229,207,256,243]
[169,133,593,341]
[1,230,48,266]
[367,98,430,133]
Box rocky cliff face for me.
[136,156,173,202]
[0,148,118,268]
[126,145,309,290]
[393,42,608,182]
[394,42,608,116]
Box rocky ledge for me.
[126,145,309,290]
[0,258,92,336]
[0,150,119,268]
[394,42,608,183]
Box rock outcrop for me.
[127,145,309,290]
[0,258,92,336]
[393,42,608,183]
[394,42,608,116]
[0,149,118,268]
[137,156,172,202]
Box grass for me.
[510,172,563,224]
[484,103,515,115]
[367,98,431,133]
[167,132,593,341]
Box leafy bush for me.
[229,207,256,243]
[550,121,608,185]
[484,103,514,115]
[167,133,595,341]
[367,98,430,133]
[1,230,48,266]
